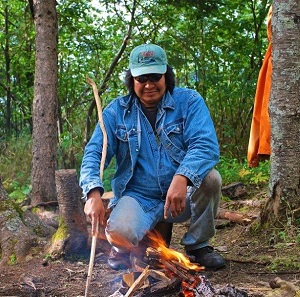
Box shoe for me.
[186,246,225,270]
[107,248,131,270]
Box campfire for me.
[108,232,248,297]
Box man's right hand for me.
[84,188,105,235]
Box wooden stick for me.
[84,77,108,296]
[124,266,150,297]
[84,221,99,297]
[149,269,171,283]
[86,76,108,180]
[217,207,252,225]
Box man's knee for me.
[106,220,139,249]
[201,168,222,193]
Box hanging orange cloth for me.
[247,6,272,167]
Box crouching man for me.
[80,44,225,271]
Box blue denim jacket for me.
[79,87,219,207]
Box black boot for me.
[186,246,225,270]
[107,247,131,270]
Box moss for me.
[0,200,24,222]
[0,200,12,213]
[51,217,69,242]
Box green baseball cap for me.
[129,44,167,76]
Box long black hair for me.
[124,65,176,95]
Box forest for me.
[1,0,275,202]
[0,0,300,296]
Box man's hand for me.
[84,188,105,235]
[164,175,188,219]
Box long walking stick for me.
[85,77,108,297]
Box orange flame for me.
[148,231,204,271]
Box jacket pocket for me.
[116,125,128,142]
[161,119,186,164]
[115,125,130,159]
[163,119,186,150]
[164,119,184,135]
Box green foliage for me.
[0,133,31,199]
[9,254,17,265]
[0,0,35,136]
[1,0,272,159]
[0,0,273,204]
[4,179,31,203]
[216,156,270,186]
[103,158,116,192]
[57,128,85,170]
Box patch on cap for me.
[129,44,167,76]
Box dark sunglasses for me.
[134,73,163,83]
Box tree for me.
[0,1,34,136]
[260,1,300,227]
[30,0,58,205]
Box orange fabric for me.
[247,7,272,167]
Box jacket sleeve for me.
[79,123,105,200]
[175,91,220,187]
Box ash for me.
[191,275,248,297]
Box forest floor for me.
[0,184,300,297]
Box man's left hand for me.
[164,175,188,219]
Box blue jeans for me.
[105,169,221,252]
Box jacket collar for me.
[119,90,175,110]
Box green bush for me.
[0,133,31,201]
[216,156,270,186]
[1,133,271,202]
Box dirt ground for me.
[1,187,300,297]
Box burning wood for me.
[124,266,150,297]
[109,232,248,297]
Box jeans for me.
[105,169,221,252]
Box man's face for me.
[133,73,167,107]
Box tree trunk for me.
[31,0,58,205]
[4,4,11,135]
[260,1,300,226]
[47,169,89,260]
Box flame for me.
[106,232,135,250]
[181,278,200,297]
[181,281,195,297]
[148,231,204,271]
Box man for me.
[80,44,225,271]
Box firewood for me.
[124,266,150,297]
[217,207,252,225]
[169,258,203,273]
[145,247,160,257]
[148,269,171,283]
[137,278,182,297]
[123,272,141,287]
[162,259,190,281]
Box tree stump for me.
[47,169,89,260]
